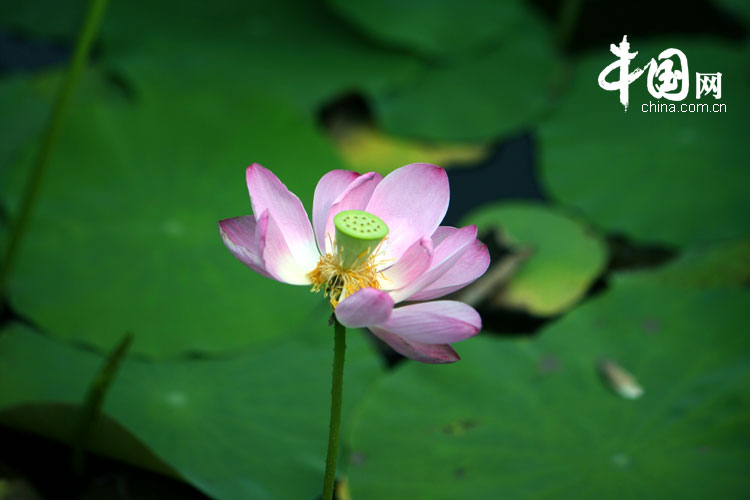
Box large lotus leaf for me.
[463,202,607,316]
[1,70,341,357]
[0,76,48,177]
[0,76,49,252]
[1,0,421,113]
[1,0,320,47]
[346,281,750,499]
[108,1,422,113]
[330,124,489,174]
[371,27,558,142]
[616,237,750,289]
[325,0,546,60]
[0,321,382,500]
[539,39,749,246]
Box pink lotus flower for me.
[219,163,489,363]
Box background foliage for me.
[1,0,748,498]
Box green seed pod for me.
[333,210,389,269]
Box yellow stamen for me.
[307,239,386,308]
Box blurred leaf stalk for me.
[0,0,109,307]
